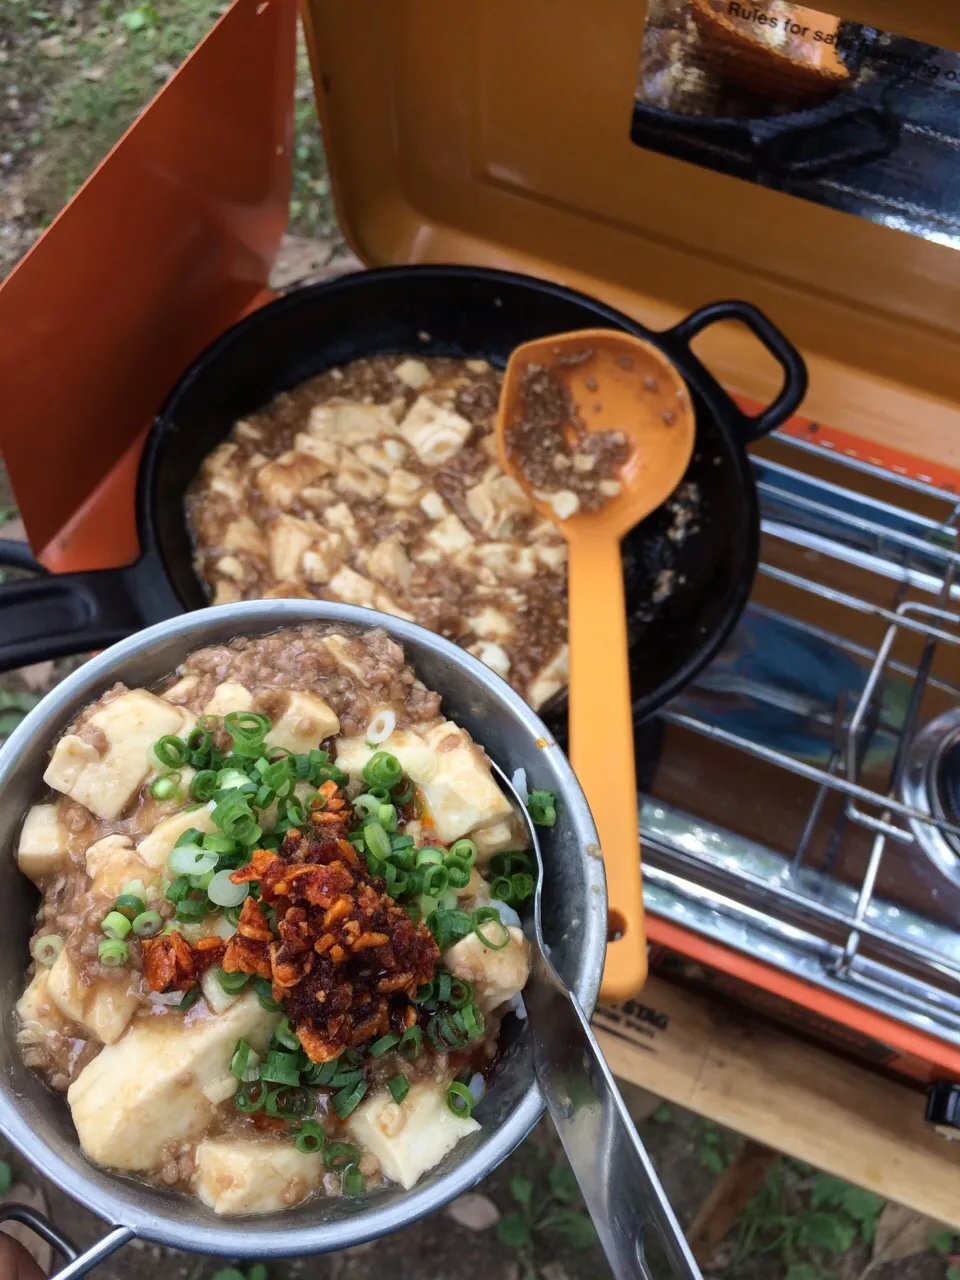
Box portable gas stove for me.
[625,425,960,1097]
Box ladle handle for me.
[567,536,646,1003]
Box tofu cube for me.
[418,723,514,843]
[43,690,187,821]
[67,993,279,1170]
[393,358,432,390]
[346,1081,479,1190]
[135,803,218,872]
[335,728,439,786]
[328,565,376,609]
[202,682,254,718]
[194,1138,323,1214]
[16,971,67,1048]
[445,927,530,1013]
[401,397,472,466]
[308,402,395,443]
[47,949,141,1046]
[84,834,153,898]
[17,803,69,883]
[265,691,340,754]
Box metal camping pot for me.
[0,600,607,1277]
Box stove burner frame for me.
[642,431,960,1050]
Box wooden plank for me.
[595,977,960,1229]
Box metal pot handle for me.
[0,1204,133,1278]
[664,299,808,443]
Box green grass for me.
[1,0,337,240]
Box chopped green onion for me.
[216,767,253,792]
[101,911,132,940]
[390,842,416,872]
[341,1165,364,1197]
[426,908,473,950]
[353,788,378,819]
[178,984,201,1011]
[527,789,558,828]
[368,1033,400,1058]
[175,894,208,924]
[323,1141,359,1171]
[398,1026,423,1059]
[260,1051,302,1086]
[388,1073,410,1104]
[446,1081,474,1118]
[212,796,262,846]
[460,1001,485,1041]
[272,1018,300,1051]
[253,976,282,1012]
[175,827,204,848]
[327,1067,364,1089]
[332,1080,368,1119]
[165,875,191,904]
[362,751,403,789]
[449,838,477,865]
[383,863,410,897]
[208,869,249,908]
[168,844,218,878]
[377,803,398,831]
[421,864,449,897]
[217,969,250,995]
[98,938,129,967]
[190,868,215,891]
[112,893,146,920]
[150,773,181,801]
[412,980,434,1005]
[438,972,452,1003]
[491,875,513,903]
[264,1086,312,1119]
[190,770,219,802]
[509,872,535,903]
[415,847,444,868]
[230,1038,254,1079]
[489,852,532,879]
[392,783,414,806]
[472,907,510,950]
[363,822,391,861]
[153,735,188,768]
[31,934,63,966]
[224,711,271,756]
[295,1120,325,1155]
[132,910,163,938]
[448,977,473,1009]
[444,858,472,889]
[122,879,146,898]
[234,1080,265,1113]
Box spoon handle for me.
[566,536,646,1002]
[528,948,702,1280]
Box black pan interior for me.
[145,267,756,727]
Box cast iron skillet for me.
[630,26,921,182]
[0,266,807,727]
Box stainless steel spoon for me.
[493,764,702,1280]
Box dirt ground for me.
[1,4,959,1277]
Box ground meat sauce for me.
[186,356,571,711]
[15,625,530,1211]
[503,356,631,518]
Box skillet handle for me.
[0,1204,134,1277]
[664,300,808,443]
[0,558,149,673]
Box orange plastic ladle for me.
[496,329,696,1004]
